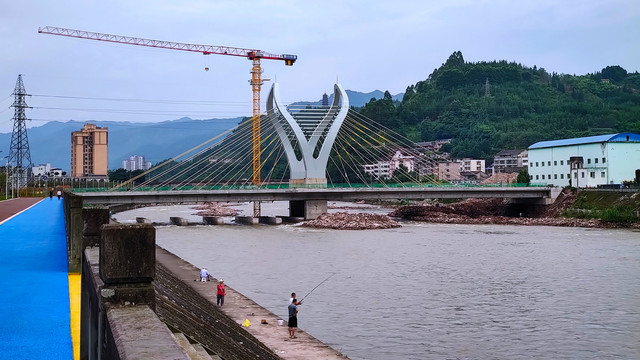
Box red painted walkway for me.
[0,197,43,223]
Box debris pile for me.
[192,202,239,217]
[389,198,508,218]
[388,192,639,229]
[303,212,401,230]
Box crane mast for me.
[39,26,296,216]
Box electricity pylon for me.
[8,74,33,194]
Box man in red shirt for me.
[217,279,226,306]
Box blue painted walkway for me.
[0,199,72,359]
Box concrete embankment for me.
[155,246,348,359]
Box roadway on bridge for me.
[0,198,75,359]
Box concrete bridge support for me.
[289,199,327,220]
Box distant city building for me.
[363,161,391,179]
[123,155,152,171]
[528,133,640,187]
[492,149,528,175]
[436,161,462,181]
[389,150,415,175]
[362,147,443,180]
[362,150,415,180]
[71,123,108,178]
[458,158,485,173]
[32,163,65,178]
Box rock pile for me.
[192,202,239,217]
[303,212,401,230]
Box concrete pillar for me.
[235,216,259,225]
[100,224,156,308]
[203,216,225,225]
[83,207,110,249]
[67,195,85,273]
[258,216,283,225]
[289,199,327,220]
[169,217,188,226]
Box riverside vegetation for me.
[359,51,640,162]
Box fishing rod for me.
[299,273,336,303]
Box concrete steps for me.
[170,330,219,360]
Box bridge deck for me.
[78,186,553,205]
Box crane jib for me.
[38,26,297,65]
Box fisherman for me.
[289,292,302,305]
[288,298,300,339]
[200,267,210,282]
[217,279,226,306]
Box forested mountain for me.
[359,51,640,161]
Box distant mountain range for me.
[0,89,400,172]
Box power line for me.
[31,93,250,105]
[32,106,248,116]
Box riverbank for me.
[387,190,640,229]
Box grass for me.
[564,190,640,223]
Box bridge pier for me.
[289,199,327,220]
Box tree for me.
[444,51,465,67]
[600,65,627,83]
[516,169,530,185]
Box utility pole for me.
[8,75,34,196]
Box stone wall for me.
[154,260,280,360]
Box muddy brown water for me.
[115,202,640,360]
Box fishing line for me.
[299,272,337,303]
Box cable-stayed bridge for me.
[73,83,557,219]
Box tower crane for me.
[38,26,297,215]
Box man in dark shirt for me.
[288,298,299,339]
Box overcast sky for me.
[1,0,638,134]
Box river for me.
[115,202,640,360]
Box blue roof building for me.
[527,133,640,187]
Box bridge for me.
[74,82,558,219]
[77,186,558,217]
[78,186,553,205]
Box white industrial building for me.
[528,133,640,187]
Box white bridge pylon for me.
[266,83,349,186]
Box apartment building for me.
[71,123,108,178]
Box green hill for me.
[358,51,640,161]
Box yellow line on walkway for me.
[69,273,81,360]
